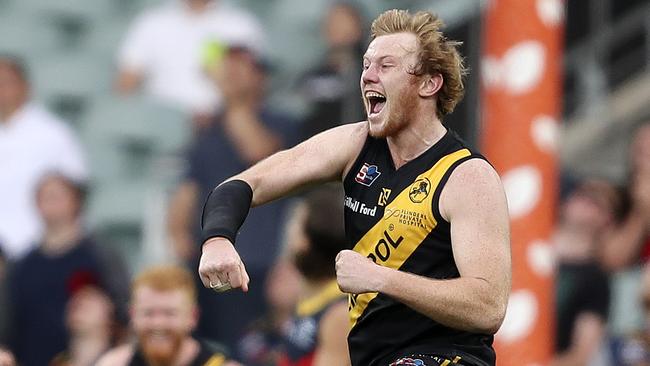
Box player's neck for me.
[387,115,446,169]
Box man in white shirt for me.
[115,0,264,116]
[0,56,87,259]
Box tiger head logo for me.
[408,178,431,203]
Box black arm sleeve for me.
[200,179,253,245]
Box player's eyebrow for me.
[363,55,398,63]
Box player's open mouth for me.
[366,91,386,116]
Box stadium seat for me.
[83,95,190,150]
[82,95,190,268]
[8,0,117,22]
[81,18,130,59]
[30,51,113,125]
[0,14,60,57]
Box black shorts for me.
[389,354,468,366]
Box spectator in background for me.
[50,274,119,366]
[0,55,87,259]
[96,265,240,366]
[279,186,350,366]
[167,41,293,350]
[611,264,650,365]
[116,0,264,123]
[6,173,128,366]
[299,2,366,139]
[552,179,621,366]
[237,254,301,366]
[602,123,650,271]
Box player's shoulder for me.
[450,157,500,185]
[439,157,505,219]
[95,344,134,366]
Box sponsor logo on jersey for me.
[383,208,430,229]
[378,188,391,206]
[355,163,381,187]
[408,177,431,203]
[390,358,425,366]
[344,196,377,217]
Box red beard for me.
[368,77,420,139]
[138,330,184,366]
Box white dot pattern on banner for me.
[496,290,538,343]
[481,56,501,89]
[502,41,545,94]
[531,115,559,153]
[537,0,565,27]
[502,166,542,219]
[527,240,555,277]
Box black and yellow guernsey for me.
[343,131,495,366]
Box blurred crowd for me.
[0,0,649,365]
[0,0,362,365]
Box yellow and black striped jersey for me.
[343,131,495,366]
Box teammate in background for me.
[96,265,240,366]
[198,9,511,366]
[279,186,350,366]
[236,259,301,366]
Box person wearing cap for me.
[167,41,295,350]
[5,173,128,366]
[50,271,119,366]
[115,0,264,119]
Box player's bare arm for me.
[335,158,511,334]
[198,122,368,292]
[312,301,351,366]
[234,121,368,206]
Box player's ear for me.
[419,73,443,98]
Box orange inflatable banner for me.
[481,0,563,364]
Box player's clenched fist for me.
[335,249,386,294]
[198,238,250,292]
